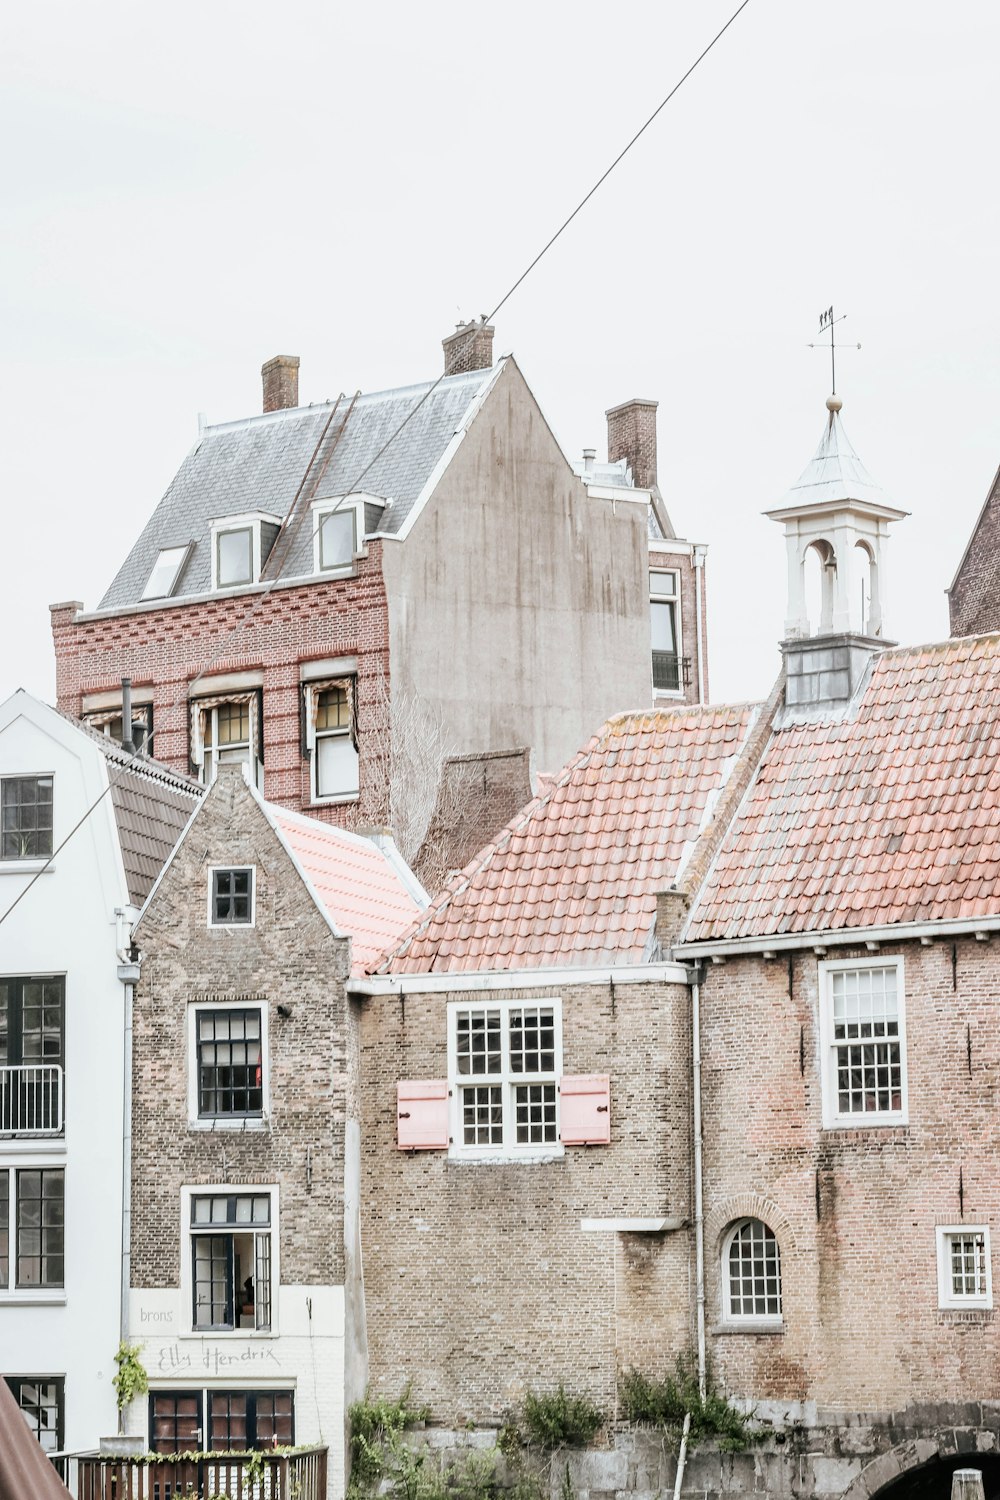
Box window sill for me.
[178,1329,279,1341]
[188,1119,269,1133]
[447,1147,565,1166]
[938,1307,995,1322]
[0,1292,67,1306]
[820,1121,909,1139]
[0,860,54,877]
[308,794,360,808]
[0,1136,67,1153]
[711,1320,785,1336]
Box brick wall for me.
[131,768,353,1291]
[699,939,1000,1410]
[51,546,391,833]
[414,747,534,892]
[357,977,693,1423]
[949,468,1000,636]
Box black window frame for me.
[1,776,53,861]
[211,868,254,926]
[196,1006,264,1120]
[13,1167,65,1289]
[149,1388,294,1453]
[0,977,65,1136]
[4,1375,65,1454]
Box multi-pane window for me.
[191,1193,272,1332]
[724,1218,782,1321]
[4,1377,64,1454]
[84,703,153,751]
[1,776,53,860]
[216,527,254,588]
[821,961,906,1126]
[0,978,65,1135]
[650,570,683,693]
[450,1001,561,1155]
[211,868,254,925]
[309,683,359,800]
[317,507,357,571]
[201,701,253,784]
[0,1168,64,1289]
[937,1227,992,1309]
[150,1390,294,1453]
[197,1008,263,1119]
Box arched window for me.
[723,1219,782,1322]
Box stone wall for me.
[949,464,1000,637]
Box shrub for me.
[618,1352,764,1453]
[521,1386,603,1452]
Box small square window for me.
[217,528,254,588]
[1,777,53,860]
[937,1226,992,1309]
[211,869,254,926]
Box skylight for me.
[141,545,190,601]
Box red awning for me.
[0,1377,73,1500]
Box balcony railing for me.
[0,1064,64,1135]
[652,652,692,693]
[65,1447,328,1500]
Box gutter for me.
[348,961,691,997]
[673,913,1000,962]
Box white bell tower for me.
[766,395,908,713]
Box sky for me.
[2,0,999,709]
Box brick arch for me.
[704,1193,798,1256]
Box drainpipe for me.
[672,1411,692,1500]
[685,962,707,1398]
[693,547,707,706]
[117,945,140,1426]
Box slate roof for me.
[378,704,756,974]
[63,714,202,904]
[683,634,1000,943]
[98,365,499,610]
[266,804,424,976]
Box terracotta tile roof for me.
[266,806,423,975]
[378,704,757,974]
[684,634,1000,942]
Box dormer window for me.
[141,544,192,601]
[209,514,281,591]
[311,498,366,575]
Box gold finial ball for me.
[826,393,843,413]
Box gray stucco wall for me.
[382,361,652,778]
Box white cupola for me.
[766,396,909,714]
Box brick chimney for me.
[606,398,658,490]
[443,319,495,377]
[261,356,300,413]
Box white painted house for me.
[0,691,199,1454]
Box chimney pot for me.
[606,397,658,491]
[443,319,495,377]
[262,355,300,414]
[582,448,596,474]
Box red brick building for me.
[51,324,709,862]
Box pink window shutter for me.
[397,1080,449,1150]
[560,1074,611,1146]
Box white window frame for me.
[818,956,908,1130]
[207,866,257,929]
[311,497,365,575]
[186,1001,269,1131]
[209,512,280,591]
[141,543,193,601]
[721,1218,783,1327]
[446,998,564,1163]
[649,567,683,699]
[936,1225,993,1310]
[194,698,261,788]
[178,1183,280,1339]
[304,681,359,804]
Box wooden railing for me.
[68,1446,328,1500]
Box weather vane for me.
[807,306,861,395]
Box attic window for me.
[141,545,190,601]
[311,497,365,575]
[217,528,253,588]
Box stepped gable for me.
[377,703,757,975]
[684,633,1000,943]
[98,364,498,610]
[266,803,423,975]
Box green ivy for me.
[111,1341,149,1412]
